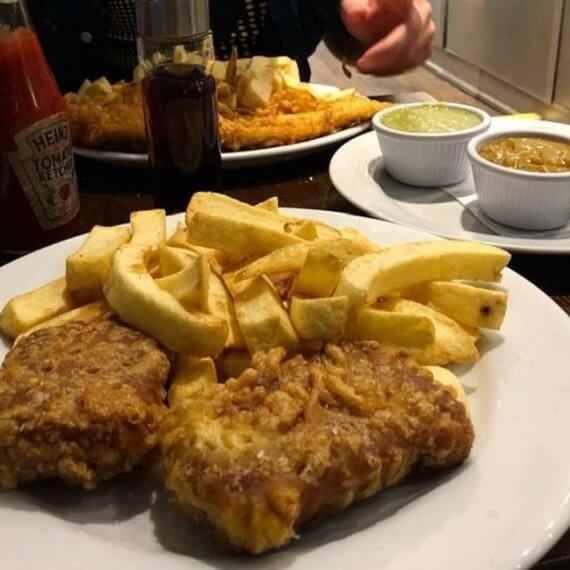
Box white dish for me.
[73,84,371,169]
[372,103,490,186]
[330,120,570,254]
[2,209,570,570]
[468,126,570,230]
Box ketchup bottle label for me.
[8,112,80,231]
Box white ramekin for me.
[468,127,570,230]
[372,103,491,187]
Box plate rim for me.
[1,208,570,570]
[329,126,570,255]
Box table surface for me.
[1,62,569,567]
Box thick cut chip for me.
[187,210,301,257]
[230,238,379,285]
[105,243,227,355]
[425,281,508,330]
[335,241,511,307]
[289,296,349,340]
[66,225,131,298]
[255,197,279,212]
[104,210,227,356]
[15,301,110,344]
[130,209,166,263]
[344,305,435,349]
[380,299,479,365]
[168,224,225,275]
[0,278,75,340]
[313,221,342,240]
[285,220,318,241]
[169,355,217,407]
[339,227,382,253]
[228,243,310,285]
[155,256,210,311]
[291,247,343,298]
[186,192,301,257]
[158,245,198,277]
[234,276,299,354]
[208,273,245,349]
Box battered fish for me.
[0,319,170,490]
[219,91,388,151]
[160,341,473,553]
[65,82,386,152]
[66,82,146,153]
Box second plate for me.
[330,121,570,254]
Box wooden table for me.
[1,53,569,565]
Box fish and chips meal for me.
[0,193,511,553]
[64,53,387,152]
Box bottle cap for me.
[136,0,210,39]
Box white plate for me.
[73,84,370,169]
[330,120,570,254]
[2,209,570,570]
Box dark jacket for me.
[27,0,339,92]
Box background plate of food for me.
[1,195,570,569]
[73,117,372,169]
[67,55,387,169]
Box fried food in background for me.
[65,54,387,152]
[0,318,170,490]
[219,84,386,151]
[160,341,474,553]
[65,80,146,152]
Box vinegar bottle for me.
[0,0,80,254]
[136,0,221,197]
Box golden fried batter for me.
[0,319,170,490]
[160,341,473,554]
[65,83,146,152]
[66,82,386,152]
[219,88,387,150]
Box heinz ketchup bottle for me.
[0,0,80,254]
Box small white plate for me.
[330,120,570,254]
[1,209,570,569]
[73,84,371,169]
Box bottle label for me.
[8,113,80,230]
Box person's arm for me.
[324,0,436,76]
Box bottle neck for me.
[0,0,31,33]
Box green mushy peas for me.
[381,104,482,134]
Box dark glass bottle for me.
[136,0,221,205]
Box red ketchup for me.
[0,7,80,254]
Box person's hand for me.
[340,0,436,75]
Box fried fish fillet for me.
[219,91,388,151]
[65,81,386,152]
[160,341,474,553]
[65,83,146,152]
[0,319,170,490]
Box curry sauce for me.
[479,136,570,173]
